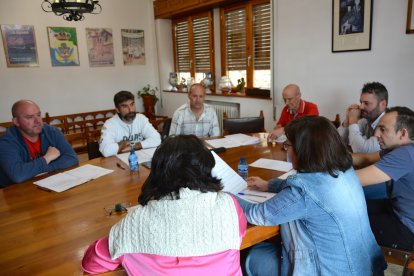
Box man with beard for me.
[268,84,319,139]
[354,107,414,251]
[0,100,78,187]
[99,91,161,157]
[338,82,388,153]
[169,83,220,137]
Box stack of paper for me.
[211,151,275,203]
[207,133,260,149]
[33,164,113,192]
[249,158,293,172]
[116,147,157,167]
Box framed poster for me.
[0,24,39,67]
[332,0,373,52]
[47,27,80,66]
[121,29,145,65]
[85,28,115,67]
[407,0,414,34]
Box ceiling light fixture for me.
[41,0,102,21]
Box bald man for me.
[269,84,319,139]
[0,100,78,187]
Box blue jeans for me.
[363,183,387,199]
[245,242,281,276]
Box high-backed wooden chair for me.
[223,110,265,135]
[64,132,87,153]
[382,246,414,275]
[0,121,13,136]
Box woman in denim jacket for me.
[237,116,386,275]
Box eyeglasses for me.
[282,141,292,151]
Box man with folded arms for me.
[354,106,414,251]
[0,100,78,188]
[169,83,220,138]
[99,91,161,157]
[268,84,319,139]
[338,82,388,154]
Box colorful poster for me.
[121,29,145,65]
[47,27,80,66]
[0,24,39,67]
[85,28,114,67]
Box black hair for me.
[361,82,388,104]
[138,135,222,205]
[285,116,352,177]
[113,91,134,109]
[386,106,414,140]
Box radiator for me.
[205,100,240,135]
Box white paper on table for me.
[211,151,275,204]
[206,138,240,149]
[225,133,260,146]
[278,169,297,180]
[116,147,157,167]
[249,158,293,172]
[33,164,113,192]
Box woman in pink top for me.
[82,135,247,275]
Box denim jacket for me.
[237,168,386,275]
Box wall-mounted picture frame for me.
[0,24,39,67]
[332,0,373,52]
[86,28,115,67]
[407,0,414,34]
[121,29,145,65]
[47,26,80,66]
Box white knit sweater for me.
[109,188,240,259]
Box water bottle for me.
[128,148,139,172]
[238,157,248,180]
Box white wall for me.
[0,0,160,122]
[156,0,414,128]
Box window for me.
[220,0,271,89]
[172,11,215,84]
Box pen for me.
[116,163,126,170]
[238,192,267,198]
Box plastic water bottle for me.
[128,148,139,172]
[238,157,248,180]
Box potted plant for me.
[137,84,159,119]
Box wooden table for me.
[0,134,285,275]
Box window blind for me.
[175,21,190,72]
[224,8,246,71]
[253,3,271,70]
[193,16,211,73]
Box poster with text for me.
[1,24,39,67]
[86,28,114,67]
[121,29,145,65]
[47,27,80,66]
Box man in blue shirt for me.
[0,100,78,187]
[354,106,414,250]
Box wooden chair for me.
[0,121,13,136]
[64,132,87,153]
[332,114,341,128]
[160,118,172,141]
[223,110,265,135]
[85,128,103,160]
[382,246,414,275]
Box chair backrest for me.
[64,132,87,153]
[161,118,172,141]
[85,128,103,160]
[223,110,265,135]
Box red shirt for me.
[22,135,42,160]
[277,100,319,127]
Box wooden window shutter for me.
[224,8,247,71]
[193,15,212,73]
[174,20,191,73]
[253,2,271,70]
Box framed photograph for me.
[407,0,414,34]
[121,29,145,65]
[0,24,39,67]
[85,28,115,67]
[332,0,373,52]
[47,27,80,66]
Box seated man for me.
[354,106,414,251]
[169,83,220,137]
[268,84,319,139]
[99,91,161,157]
[0,100,78,187]
[338,82,388,154]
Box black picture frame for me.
[332,0,373,52]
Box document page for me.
[33,164,113,192]
[117,147,157,167]
[206,133,260,149]
[250,158,293,172]
[211,151,275,203]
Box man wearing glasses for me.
[268,84,319,139]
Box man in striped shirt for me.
[169,84,220,138]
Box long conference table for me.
[0,133,286,275]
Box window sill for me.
[162,90,272,100]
